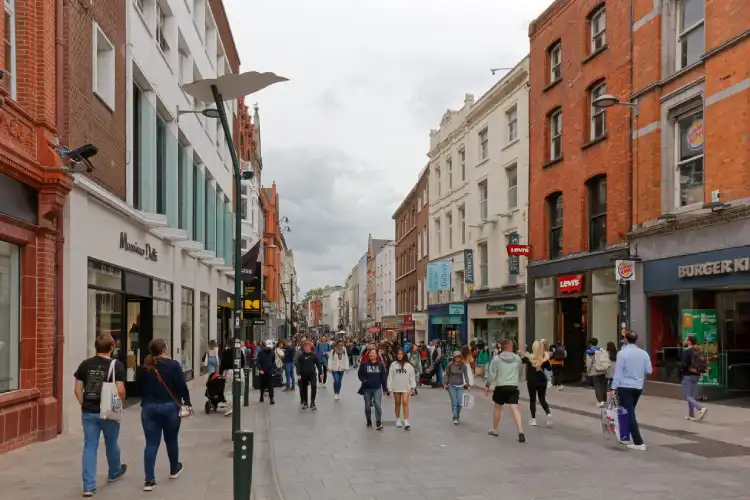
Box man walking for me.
[74,334,128,497]
[296,341,318,410]
[585,338,610,407]
[611,331,652,451]
[256,340,276,404]
[315,335,331,388]
[681,335,708,421]
[283,341,297,392]
[484,339,525,442]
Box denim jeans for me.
[81,412,122,492]
[447,385,464,420]
[362,388,382,423]
[682,374,703,417]
[141,403,181,482]
[207,355,218,375]
[616,388,644,446]
[318,361,328,384]
[436,363,444,386]
[284,363,295,389]
[332,371,344,394]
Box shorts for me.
[492,385,520,406]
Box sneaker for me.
[259,398,264,403]
[270,400,276,405]
[82,490,96,497]
[618,439,632,445]
[404,420,411,430]
[697,408,708,421]
[546,414,553,428]
[558,385,564,391]
[169,462,184,479]
[143,481,156,492]
[685,416,697,421]
[366,420,373,428]
[310,403,317,411]
[334,394,340,401]
[376,422,384,431]
[395,419,403,428]
[452,418,459,425]
[224,408,233,417]
[488,429,498,436]
[518,433,526,443]
[529,418,537,427]
[108,464,127,482]
[627,443,647,451]
[301,403,309,410]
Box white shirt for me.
[387,362,417,393]
[328,350,350,372]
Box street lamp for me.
[592,93,638,112]
[176,107,222,119]
[182,70,288,500]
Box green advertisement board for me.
[681,309,719,385]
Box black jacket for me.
[220,346,245,372]
[295,351,317,378]
[522,357,551,388]
[284,346,296,363]
[358,359,388,392]
[256,348,275,373]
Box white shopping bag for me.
[460,392,475,410]
[100,360,124,421]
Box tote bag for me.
[100,360,124,421]
[460,392,475,410]
[601,394,630,442]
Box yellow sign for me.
[244,299,260,311]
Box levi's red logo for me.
[558,274,583,293]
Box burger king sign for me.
[615,260,635,282]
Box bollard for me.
[232,339,242,439]
[233,430,254,500]
[243,368,250,407]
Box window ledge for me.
[0,388,40,410]
[502,138,520,151]
[581,133,608,150]
[542,155,564,169]
[93,91,115,114]
[135,5,153,37]
[542,78,562,93]
[582,44,608,65]
[475,157,490,169]
[157,46,174,75]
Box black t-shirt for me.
[74,356,126,413]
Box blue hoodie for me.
[358,359,388,392]
[315,342,331,363]
[586,345,601,356]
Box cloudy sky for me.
[224,0,551,294]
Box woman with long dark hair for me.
[358,348,388,430]
[139,338,192,492]
[606,341,618,389]
[388,349,417,430]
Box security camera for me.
[60,143,97,174]
[66,143,98,161]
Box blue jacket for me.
[256,348,276,373]
[139,358,191,406]
[358,359,388,392]
[315,342,330,363]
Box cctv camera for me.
[66,144,98,161]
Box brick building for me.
[393,179,420,342]
[262,182,284,337]
[0,0,72,451]
[625,0,750,397]
[526,0,633,381]
[413,166,430,342]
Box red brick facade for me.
[415,167,429,312]
[0,0,72,451]
[394,177,419,315]
[262,183,282,308]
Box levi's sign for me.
[678,258,750,278]
[507,244,531,257]
[558,274,583,293]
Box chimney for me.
[464,93,475,106]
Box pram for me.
[419,366,438,387]
[204,372,226,413]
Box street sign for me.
[507,244,531,257]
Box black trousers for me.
[617,388,644,445]
[551,364,563,386]
[592,374,608,403]
[317,361,328,384]
[259,373,274,401]
[527,383,550,418]
[300,374,317,405]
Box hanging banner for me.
[427,261,452,292]
[508,233,521,276]
[464,249,474,284]
[681,309,719,385]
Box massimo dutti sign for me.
[678,257,750,278]
[119,232,158,261]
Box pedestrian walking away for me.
[329,341,350,400]
[550,342,566,390]
[477,344,490,382]
[315,335,331,387]
[611,330,652,451]
[485,339,525,442]
[388,349,417,429]
[444,351,470,425]
[681,335,709,422]
[358,348,389,430]
[74,334,128,497]
[296,341,318,410]
[204,339,219,375]
[408,344,422,389]
[605,341,618,389]
[138,338,192,492]
[585,338,610,407]
[283,341,297,392]
[521,341,552,428]
[257,340,277,405]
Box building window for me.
[507,106,518,143]
[446,156,453,189]
[156,115,168,215]
[0,241,20,393]
[240,186,248,220]
[417,230,422,259]
[435,218,441,254]
[676,109,704,207]
[547,193,563,259]
[504,164,518,210]
[132,84,142,210]
[459,148,466,181]
[435,167,441,197]
[3,0,16,98]
[478,242,489,288]
[588,176,607,251]
[422,227,427,258]
[478,180,488,221]
[549,41,562,82]
[478,128,489,161]
[590,81,607,140]
[177,143,187,230]
[92,23,115,110]
[199,292,210,374]
[458,206,465,245]
[446,212,453,250]
[590,6,606,53]
[181,288,194,380]
[192,162,199,240]
[549,109,563,161]
[156,2,169,53]
[677,0,705,69]
[153,279,173,355]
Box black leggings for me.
[527,383,550,418]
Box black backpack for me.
[690,349,709,374]
[552,345,566,361]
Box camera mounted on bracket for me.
[58,143,98,174]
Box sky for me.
[223,0,552,294]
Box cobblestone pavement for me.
[269,377,750,500]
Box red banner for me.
[558,274,584,293]
[507,244,531,257]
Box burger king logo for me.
[686,120,704,150]
[616,260,635,281]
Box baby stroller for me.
[204,372,226,413]
[419,366,438,387]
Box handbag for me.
[460,392,475,410]
[100,360,124,421]
[154,368,193,418]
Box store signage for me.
[486,303,518,313]
[508,233,521,276]
[448,303,464,315]
[427,261,452,292]
[558,274,583,293]
[686,119,704,150]
[464,249,474,284]
[506,244,531,257]
[615,260,635,281]
[678,257,750,278]
[119,232,157,261]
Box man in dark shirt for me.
[74,334,127,497]
[256,340,276,404]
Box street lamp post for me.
[183,70,288,500]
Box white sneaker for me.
[334,394,339,401]
[453,419,458,425]
[558,385,564,391]
[596,401,605,408]
[529,418,537,427]
[685,416,697,421]
[546,414,552,428]
[627,443,647,451]
[697,408,708,421]
[395,419,403,428]
[403,420,411,430]
[224,408,233,416]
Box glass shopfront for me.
[474,318,519,348]
[181,287,194,380]
[0,241,20,393]
[200,292,210,375]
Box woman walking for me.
[444,351,470,425]
[139,339,192,492]
[388,349,417,430]
[408,344,422,387]
[605,341,618,390]
[462,345,476,387]
[328,341,350,400]
[477,344,490,381]
[205,339,219,375]
[358,348,388,430]
[522,341,552,427]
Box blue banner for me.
[427,261,452,292]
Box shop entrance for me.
[120,297,153,396]
[718,291,750,392]
[558,297,587,383]
[218,306,232,349]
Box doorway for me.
[558,297,587,383]
[718,291,750,392]
[218,306,232,350]
[121,297,153,396]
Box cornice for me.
[529,0,570,38]
[466,67,529,124]
[626,206,750,241]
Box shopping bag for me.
[475,366,484,377]
[601,394,630,442]
[100,360,124,422]
[460,392,475,410]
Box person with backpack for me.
[681,335,708,421]
[585,338,610,407]
[550,342,567,390]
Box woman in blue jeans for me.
[328,342,350,400]
[443,351,470,425]
[139,338,192,492]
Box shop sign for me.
[558,274,583,293]
[119,232,158,261]
[678,257,750,278]
[506,245,531,257]
[615,260,635,282]
[427,261,452,292]
[681,309,719,385]
[381,315,399,329]
[508,233,522,276]
[412,312,427,329]
[464,249,475,284]
[486,303,518,313]
[448,303,465,315]
[686,119,704,150]
[367,326,381,334]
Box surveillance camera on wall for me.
[60,143,98,174]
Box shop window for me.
[649,295,682,384]
[677,0,704,69]
[86,289,124,359]
[0,241,20,393]
[676,109,704,208]
[588,175,607,251]
[153,280,172,353]
[87,260,123,289]
[181,287,194,379]
[534,299,555,346]
[591,294,619,351]
[3,0,16,99]
[534,277,556,298]
[446,156,453,190]
[547,192,563,259]
[591,268,617,294]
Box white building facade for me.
[375,242,396,321]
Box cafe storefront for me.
[467,285,525,350]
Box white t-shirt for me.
[387,362,417,393]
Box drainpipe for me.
[54,0,65,434]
